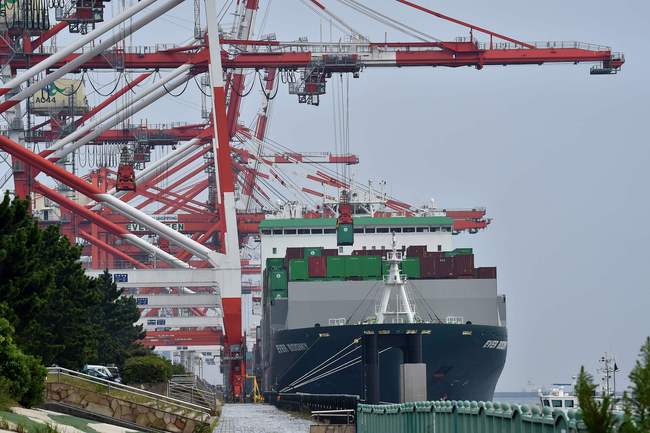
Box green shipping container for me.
[345,256,363,278]
[289,258,309,281]
[267,269,288,291]
[337,223,354,246]
[402,257,421,279]
[303,247,323,257]
[444,248,473,257]
[326,256,346,279]
[361,256,382,279]
[381,259,392,276]
[271,290,288,300]
[266,257,285,270]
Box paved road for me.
[214,404,313,433]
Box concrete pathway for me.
[214,404,313,433]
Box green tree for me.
[122,355,173,384]
[621,338,650,433]
[0,318,46,407]
[0,193,146,371]
[0,193,101,368]
[575,366,616,433]
[91,271,145,368]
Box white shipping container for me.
[30,78,89,115]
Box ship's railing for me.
[357,400,627,433]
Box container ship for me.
[253,204,507,403]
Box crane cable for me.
[157,70,191,97]
[335,0,440,42]
[297,0,367,40]
[241,132,422,214]
[86,71,123,98]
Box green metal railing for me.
[356,400,626,433]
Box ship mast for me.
[376,234,416,324]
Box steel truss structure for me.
[0,0,623,399]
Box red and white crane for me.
[0,0,623,399]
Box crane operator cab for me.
[116,146,136,192]
[336,190,354,246]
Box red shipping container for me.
[420,256,437,279]
[352,250,366,256]
[452,254,475,277]
[322,249,339,257]
[435,257,454,278]
[476,267,497,279]
[406,245,428,257]
[285,247,304,260]
[308,256,327,278]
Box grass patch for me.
[0,410,134,433]
[0,411,46,433]
[48,415,103,433]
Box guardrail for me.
[477,40,613,51]
[46,366,213,420]
[268,392,359,413]
[167,377,219,409]
[356,400,626,433]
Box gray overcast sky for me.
[5,0,649,391]
[256,0,650,391]
[244,0,650,391]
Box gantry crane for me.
[0,0,623,399]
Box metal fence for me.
[46,366,213,420]
[357,400,626,433]
[167,374,220,410]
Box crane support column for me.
[206,0,244,401]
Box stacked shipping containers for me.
[308,256,327,278]
[289,259,309,281]
[326,256,346,279]
[266,247,494,293]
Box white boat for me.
[539,384,578,411]
[539,353,620,412]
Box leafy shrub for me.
[0,318,46,407]
[0,378,14,410]
[122,355,172,384]
[170,363,187,376]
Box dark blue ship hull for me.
[262,322,507,403]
